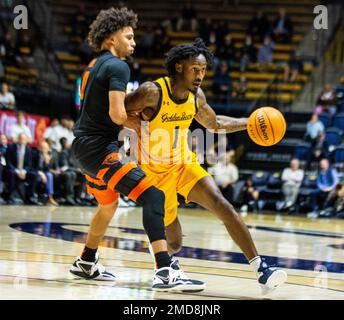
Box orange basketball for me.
[247,107,286,146]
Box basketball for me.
[247,107,286,146]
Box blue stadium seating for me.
[333,113,344,130]
[318,113,332,128]
[294,143,312,163]
[325,127,343,148]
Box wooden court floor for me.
[0,205,343,300]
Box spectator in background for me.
[239,35,257,72]
[58,137,77,205]
[312,131,328,159]
[176,1,198,32]
[207,150,238,202]
[315,84,337,115]
[153,26,169,58]
[309,159,339,215]
[0,82,15,110]
[213,35,236,71]
[216,21,231,47]
[258,36,275,69]
[44,118,62,152]
[0,133,7,204]
[15,32,35,68]
[318,183,344,218]
[11,111,33,144]
[305,113,325,144]
[5,133,39,205]
[247,10,271,42]
[199,18,217,46]
[284,54,303,83]
[3,32,16,64]
[235,75,248,98]
[213,61,232,104]
[35,140,58,206]
[281,159,304,210]
[0,59,4,79]
[240,178,260,214]
[272,8,293,43]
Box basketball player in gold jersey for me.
[124,39,287,294]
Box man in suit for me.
[5,133,40,204]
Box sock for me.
[155,251,172,269]
[81,246,97,262]
[249,256,262,273]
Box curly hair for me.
[165,38,213,77]
[88,7,138,52]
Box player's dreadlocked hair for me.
[165,38,213,77]
[88,7,138,52]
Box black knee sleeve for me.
[137,186,166,243]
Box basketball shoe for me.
[70,253,116,281]
[152,259,205,292]
[256,259,287,295]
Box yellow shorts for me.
[141,163,209,227]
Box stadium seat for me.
[296,173,319,212]
[259,172,283,210]
[332,113,344,130]
[294,143,312,163]
[251,171,269,192]
[318,113,332,128]
[333,145,344,164]
[325,127,343,149]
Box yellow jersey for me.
[138,76,199,173]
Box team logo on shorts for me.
[103,152,121,165]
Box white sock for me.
[249,256,262,273]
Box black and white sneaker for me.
[70,253,116,281]
[152,260,205,292]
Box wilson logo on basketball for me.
[257,114,269,141]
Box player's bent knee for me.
[99,201,118,219]
[138,186,165,216]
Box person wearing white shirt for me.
[207,151,239,202]
[11,111,33,144]
[281,158,304,209]
[44,118,63,152]
[0,83,16,110]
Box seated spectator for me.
[247,10,271,42]
[281,159,304,210]
[215,21,231,47]
[11,111,33,144]
[235,75,248,98]
[43,118,62,152]
[153,27,169,58]
[0,133,7,204]
[315,84,337,115]
[240,35,258,72]
[318,183,344,218]
[213,35,236,71]
[0,82,16,110]
[207,151,238,202]
[4,133,39,204]
[258,36,275,69]
[283,54,303,83]
[35,140,58,206]
[305,113,325,144]
[3,32,16,65]
[240,178,260,214]
[15,32,35,68]
[199,18,217,46]
[309,132,328,168]
[58,137,77,205]
[213,61,232,104]
[176,1,198,32]
[272,8,293,43]
[309,159,339,214]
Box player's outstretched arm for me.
[194,88,248,133]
